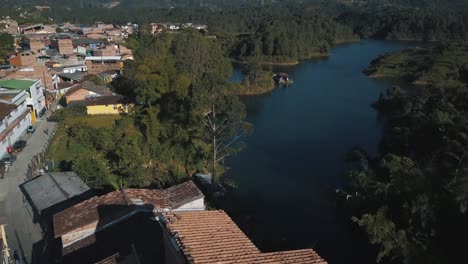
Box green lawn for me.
[46,115,120,162]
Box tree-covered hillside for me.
[364,43,468,87]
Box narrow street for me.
[0,115,57,264]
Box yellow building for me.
[69,95,132,115]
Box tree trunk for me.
[213,135,216,183]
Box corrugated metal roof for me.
[21,172,91,212]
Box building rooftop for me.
[0,79,37,90]
[85,56,121,61]
[67,95,128,107]
[20,172,92,213]
[164,180,205,208]
[60,211,165,264]
[64,81,113,97]
[164,210,327,264]
[0,102,17,120]
[53,181,203,239]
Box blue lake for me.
[225,39,419,264]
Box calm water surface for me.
[225,40,418,264]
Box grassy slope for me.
[46,115,120,161]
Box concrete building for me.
[9,51,37,67]
[20,172,94,231]
[52,38,74,55]
[85,56,122,75]
[19,24,45,34]
[3,66,57,91]
[0,79,46,122]
[29,39,47,53]
[0,100,31,158]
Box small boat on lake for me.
[273,72,293,85]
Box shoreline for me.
[230,39,365,66]
[231,59,300,66]
[235,85,276,96]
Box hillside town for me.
[0,17,326,264]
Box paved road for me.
[0,115,57,264]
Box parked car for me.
[2,154,16,166]
[13,140,27,152]
[27,125,36,134]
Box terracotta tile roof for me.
[53,181,203,239]
[0,102,17,120]
[164,210,326,264]
[93,252,140,264]
[262,250,327,263]
[53,190,131,238]
[62,233,97,255]
[67,95,127,107]
[64,81,113,97]
[164,180,204,208]
[122,188,170,208]
[57,82,75,89]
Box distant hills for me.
[0,0,467,10]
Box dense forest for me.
[338,7,468,41]
[346,43,468,263]
[2,1,467,62]
[0,33,14,64]
[364,43,468,87]
[52,30,248,190]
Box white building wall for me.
[27,80,46,116]
[0,101,32,158]
[174,198,205,211]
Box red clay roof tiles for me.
[164,210,327,264]
[164,180,204,208]
[53,181,203,238]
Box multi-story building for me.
[52,38,74,55]
[3,66,58,91]
[0,99,32,158]
[85,56,122,75]
[29,39,47,53]
[9,51,37,67]
[0,79,46,122]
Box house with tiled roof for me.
[53,180,204,262]
[52,179,327,264]
[64,81,114,104]
[162,210,327,264]
[62,81,132,115]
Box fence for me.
[24,124,58,181]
